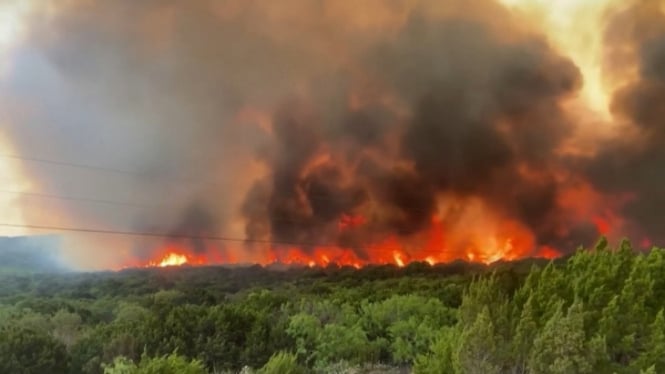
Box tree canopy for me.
[0,238,663,373]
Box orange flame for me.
[124,206,585,270]
[135,245,211,269]
[392,250,405,267]
[153,252,188,267]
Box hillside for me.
[0,236,67,274]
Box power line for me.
[0,189,166,210]
[0,223,464,254]
[0,153,214,188]
[0,222,447,255]
[0,154,141,176]
[0,223,246,243]
[0,189,352,226]
[0,153,434,209]
[0,152,344,203]
[0,153,443,228]
[0,223,536,262]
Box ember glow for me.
[138,245,210,268]
[133,212,557,269]
[154,253,187,267]
[3,0,665,270]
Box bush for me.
[0,326,68,374]
[258,351,304,374]
[104,352,206,374]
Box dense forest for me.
[1,238,664,373]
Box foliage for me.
[1,240,665,373]
[414,239,665,374]
[0,325,69,374]
[256,351,304,374]
[103,352,205,374]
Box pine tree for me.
[511,294,537,374]
[600,255,653,366]
[528,301,602,374]
[633,310,665,372]
[413,327,458,374]
[455,306,501,374]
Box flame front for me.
[132,213,558,269]
[135,245,212,269]
[154,252,188,267]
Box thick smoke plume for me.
[239,4,595,263]
[0,0,659,268]
[587,1,665,246]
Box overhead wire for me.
[0,189,167,209]
[0,189,354,226]
[0,222,451,256]
[0,152,440,214]
[0,153,145,177]
[0,152,453,256]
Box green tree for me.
[599,254,653,368]
[413,326,458,374]
[68,323,114,374]
[103,356,135,374]
[454,306,500,374]
[641,366,657,374]
[632,310,665,373]
[257,351,305,374]
[114,303,149,326]
[361,294,454,364]
[511,293,538,374]
[17,310,52,333]
[315,323,371,366]
[389,316,439,364]
[287,312,321,366]
[103,353,205,374]
[0,325,69,374]
[198,304,256,370]
[528,301,604,374]
[51,309,82,349]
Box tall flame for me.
[154,253,188,267]
[131,215,559,269]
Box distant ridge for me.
[0,235,67,273]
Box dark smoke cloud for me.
[242,7,593,254]
[586,2,665,244]
[167,203,220,254]
[2,0,632,267]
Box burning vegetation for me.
[1,0,664,269]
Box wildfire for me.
[126,203,568,270]
[392,250,405,267]
[130,219,562,270]
[154,252,188,267]
[101,0,637,273]
[134,245,211,269]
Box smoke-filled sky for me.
[0,0,664,269]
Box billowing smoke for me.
[587,1,665,245]
[0,0,659,268]
[241,8,589,258]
